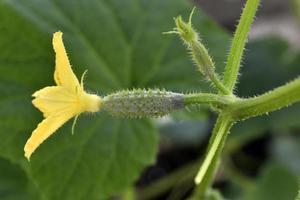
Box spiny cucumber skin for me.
[103,89,184,118]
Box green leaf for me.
[223,0,260,92]
[0,157,39,200]
[0,0,229,199]
[29,116,157,199]
[242,165,298,200]
[230,37,300,144]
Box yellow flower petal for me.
[24,109,75,160]
[53,31,80,90]
[32,86,80,118]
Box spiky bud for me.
[164,7,230,95]
[102,89,184,118]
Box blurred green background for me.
[0,0,299,199]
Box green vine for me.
[23,0,300,199]
[105,0,300,198]
[158,0,300,198]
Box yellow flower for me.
[24,31,102,160]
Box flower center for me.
[80,92,102,113]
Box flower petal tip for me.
[54,31,63,37]
[24,151,31,162]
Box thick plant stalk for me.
[194,115,234,197]
[190,0,260,197]
[230,78,300,120]
[223,0,260,92]
[184,93,235,108]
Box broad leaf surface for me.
[0,158,37,200]
[242,165,298,200]
[0,0,229,199]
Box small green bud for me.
[164,7,198,44]
[164,7,215,79]
[103,89,184,118]
[190,42,215,80]
[174,15,197,43]
[164,7,230,95]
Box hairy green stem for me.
[182,78,300,199]
[156,1,300,199]
[190,41,231,95]
[184,93,235,108]
[210,73,231,96]
[181,78,300,198]
[194,115,234,197]
[183,78,300,121]
[230,78,300,120]
[223,0,260,92]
